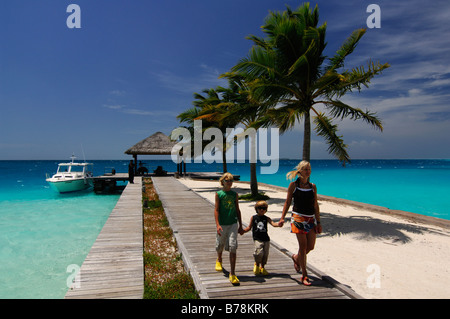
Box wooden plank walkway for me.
[152,176,362,299]
[65,178,144,299]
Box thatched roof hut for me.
[124,132,182,175]
[124,132,176,156]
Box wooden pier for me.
[188,172,240,181]
[91,173,129,194]
[65,177,144,299]
[64,174,360,299]
[91,172,240,194]
[152,176,362,299]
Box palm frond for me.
[246,35,271,50]
[331,60,390,98]
[177,107,200,125]
[327,28,366,71]
[251,104,305,133]
[287,39,315,76]
[232,46,279,80]
[319,99,383,131]
[313,112,350,165]
[250,79,300,104]
[311,70,343,97]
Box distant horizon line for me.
[1,158,449,161]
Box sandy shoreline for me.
[177,177,450,299]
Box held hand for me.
[278,219,284,227]
[315,224,322,234]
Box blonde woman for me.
[279,161,322,286]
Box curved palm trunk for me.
[222,154,227,173]
[222,135,227,173]
[249,131,258,196]
[250,162,258,196]
[302,111,311,162]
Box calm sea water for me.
[161,158,450,220]
[0,160,122,299]
[252,159,450,221]
[1,159,449,298]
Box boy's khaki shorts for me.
[215,223,238,254]
[253,239,270,265]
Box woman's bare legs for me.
[294,230,316,284]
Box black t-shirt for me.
[251,214,270,242]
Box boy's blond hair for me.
[219,172,234,186]
[254,200,268,211]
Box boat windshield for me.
[57,164,87,173]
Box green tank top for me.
[217,190,238,225]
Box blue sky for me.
[1,0,449,160]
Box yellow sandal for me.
[215,259,222,272]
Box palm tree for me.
[231,3,390,165]
[177,88,236,173]
[176,94,204,164]
[178,78,266,198]
[215,76,264,197]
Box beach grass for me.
[239,191,270,201]
[142,178,199,299]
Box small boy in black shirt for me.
[242,201,282,275]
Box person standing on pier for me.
[128,160,135,184]
[214,172,243,286]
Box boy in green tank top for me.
[214,172,243,285]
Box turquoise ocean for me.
[0,159,449,298]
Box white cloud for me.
[102,104,177,117]
[122,108,177,117]
[153,64,226,94]
[103,104,124,110]
[408,89,422,97]
[109,90,126,97]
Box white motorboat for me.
[46,155,94,193]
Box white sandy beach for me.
[177,178,450,299]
